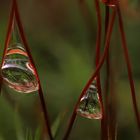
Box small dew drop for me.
[76,79,102,119]
[1,43,39,93]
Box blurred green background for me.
[0,0,140,139]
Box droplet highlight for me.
[76,79,102,119]
[1,43,39,93]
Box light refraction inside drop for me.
[1,43,39,93]
[77,80,102,119]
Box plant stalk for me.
[13,1,53,139]
[94,0,105,140]
[117,5,140,131]
[1,0,53,139]
[103,5,110,140]
[62,10,116,140]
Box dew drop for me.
[76,79,102,119]
[101,0,117,7]
[1,43,39,93]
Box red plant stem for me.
[94,0,103,112]
[108,67,117,140]
[105,6,117,140]
[0,0,15,95]
[93,1,105,140]
[106,9,117,139]
[1,1,53,139]
[105,7,110,35]
[14,1,53,139]
[1,2,15,66]
[62,10,116,140]
[104,6,110,112]
[103,6,110,140]
[117,6,140,130]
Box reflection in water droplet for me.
[101,0,117,7]
[77,79,102,119]
[1,43,39,93]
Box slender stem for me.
[0,0,15,96]
[102,6,110,140]
[94,0,103,111]
[106,6,118,140]
[105,7,110,35]
[62,10,116,140]
[37,85,53,140]
[13,1,53,139]
[1,0,53,139]
[108,66,117,140]
[117,6,140,131]
[1,2,15,65]
[107,11,118,139]
[93,0,105,140]
[104,6,110,114]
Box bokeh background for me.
[0,0,140,139]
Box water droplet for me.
[76,79,102,119]
[1,17,39,93]
[1,43,39,93]
[101,0,117,7]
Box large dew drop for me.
[76,79,102,119]
[1,43,39,93]
[101,0,117,7]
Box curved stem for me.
[14,1,53,139]
[117,5,140,131]
[62,9,116,140]
[0,0,15,95]
[94,0,103,111]
[1,1,15,65]
[2,0,53,139]
[93,0,105,140]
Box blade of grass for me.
[34,126,42,140]
[52,110,67,139]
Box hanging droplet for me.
[76,79,102,119]
[1,18,39,93]
[101,0,117,7]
